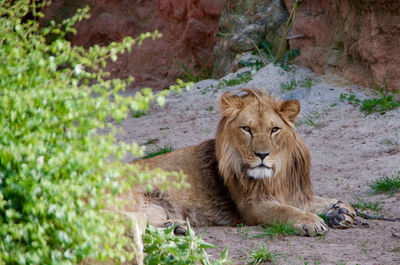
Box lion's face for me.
[217,89,300,180]
[230,102,290,179]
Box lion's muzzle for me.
[246,162,275,179]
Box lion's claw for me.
[326,201,356,229]
[299,220,328,237]
[295,214,329,237]
[338,207,348,215]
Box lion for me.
[129,88,356,238]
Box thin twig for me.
[244,36,269,66]
[356,209,400,222]
[286,33,305,40]
[275,0,299,62]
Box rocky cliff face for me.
[43,0,224,89]
[44,0,400,90]
[284,0,400,90]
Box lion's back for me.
[135,139,238,226]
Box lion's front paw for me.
[293,213,328,237]
[163,219,188,236]
[326,201,356,229]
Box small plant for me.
[360,240,368,254]
[392,246,400,252]
[143,221,231,265]
[223,228,232,237]
[277,48,300,71]
[297,113,316,127]
[280,79,297,93]
[132,110,148,118]
[143,145,174,159]
[255,222,297,238]
[207,106,214,112]
[298,256,309,265]
[217,71,252,88]
[382,138,400,148]
[296,104,337,128]
[247,243,277,265]
[236,223,251,240]
[361,79,400,115]
[340,93,361,104]
[295,112,322,127]
[200,84,215,95]
[253,40,300,71]
[299,77,313,90]
[201,87,209,95]
[239,57,265,71]
[258,40,275,61]
[176,60,212,83]
[370,171,400,195]
[340,80,400,116]
[351,195,382,213]
[144,138,159,145]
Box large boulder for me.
[284,0,400,90]
[212,0,289,78]
[43,0,225,90]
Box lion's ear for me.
[278,99,300,123]
[220,92,242,117]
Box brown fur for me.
[130,88,356,236]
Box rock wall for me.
[43,0,400,90]
[284,0,400,90]
[43,0,224,89]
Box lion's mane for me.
[215,89,314,209]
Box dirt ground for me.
[119,62,400,265]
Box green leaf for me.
[157,95,166,107]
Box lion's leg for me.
[238,201,328,237]
[309,195,356,228]
[309,196,339,215]
[137,202,187,235]
[104,210,147,265]
[138,202,169,227]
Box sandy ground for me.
[119,61,400,264]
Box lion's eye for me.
[241,126,252,134]
[271,127,280,134]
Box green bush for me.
[370,171,400,195]
[246,243,277,265]
[143,222,231,265]
[254,222,297,238]
[340,79,400,116]
[0,1,190,264]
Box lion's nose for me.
[254,152,269,160]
